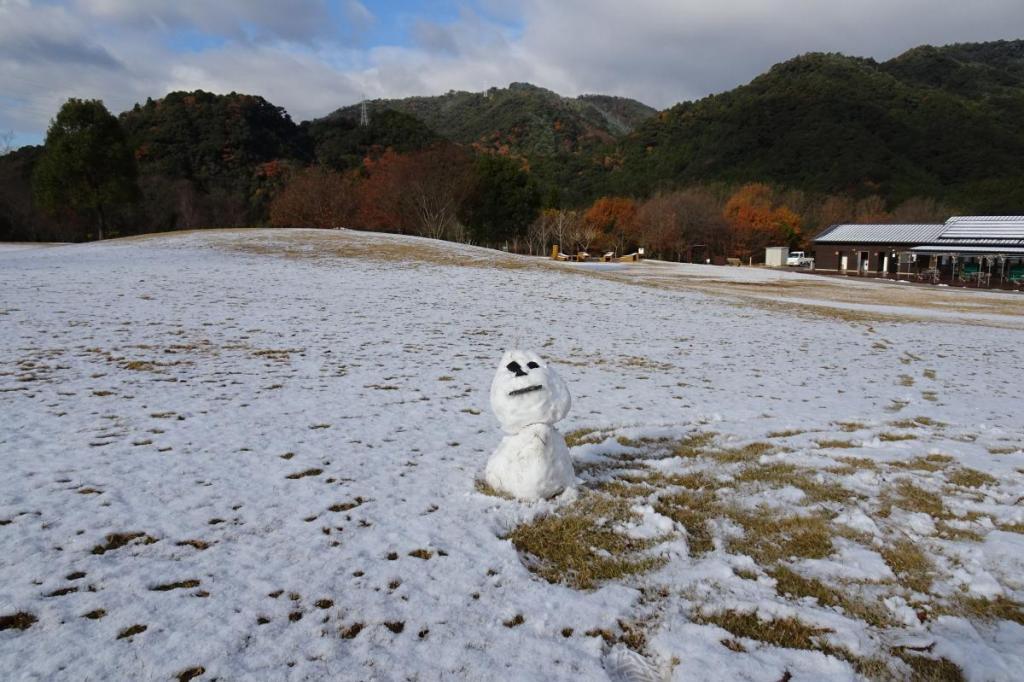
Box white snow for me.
[2,228,1024,681]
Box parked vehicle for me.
[786,251,814,267]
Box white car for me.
[786,251,814,267]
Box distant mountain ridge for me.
[323,82,657,156]
[609,39,1024,211]
[6,39,1024,242]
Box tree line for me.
[3,97,955,260]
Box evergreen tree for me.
[460,155,540,246]
[33,98,139,240]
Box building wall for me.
[813,244,903,274]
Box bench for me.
[959,263,980,281]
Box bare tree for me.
[0,130,13,155]
[270,167,360,228]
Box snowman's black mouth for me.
[508,384,543,397]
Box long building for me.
[812,216,1024,287]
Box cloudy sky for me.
[2,0,1023,147]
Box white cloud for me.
[73,0,337,42]
[3,0,1024,145]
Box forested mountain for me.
[325,82,657,156]
[608,40,1024,211]
[4,39,1024,243]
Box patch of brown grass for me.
[563,428,607,448]
[770,566,892,628]
[768,429,805,438]
[670,431,717,458]
[891,454,953,472]
[116,624,147,640]
[878,432,916,442]
[883,480,950,520]
[734,463,853,503]
[339,622,364,639]
[150,579,200,591]
[946,468,996,488]
[692,609,831,650]
[0,612,37,631]
[955,595,1024,625]
[91,532,157,555]
[709,441,773,463]
[285,468,323,479]
[816,439,856,449]
[894,652,965,682]
[726,508,833,565]
[654,490,718,557]
[507,494,666,589]
[474,478,514,499]
[879,539,934,593]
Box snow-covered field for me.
[2,229,1023,681]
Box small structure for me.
[812,216,1024,288]
[765,246,789,267]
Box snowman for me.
[484,350,575,501]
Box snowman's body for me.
[484,350,574,501]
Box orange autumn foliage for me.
[584,196,638,253]
[723,183,803,258]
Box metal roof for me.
[911,245,1024,256]
[945,215,1024,224]
[939,216,1024,243]
[814,223,946,244]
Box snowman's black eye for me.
[506,361,528,377]
[527,361,539,369]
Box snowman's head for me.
[490,349,571,433]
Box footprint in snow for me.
[603,645,666,682]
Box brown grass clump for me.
[954,595,1024,625]
[946,468,996,488]
[0,612,37,631]
[768,429,805,438]
[816,439,856,449]
[595,480,652,498]
[883,480,950,520]
[654,490,719,557]
[91,532,157,555]
[726,508,833,565]
[734,463,853,503]
[670,431,717,458]
[770,566,892,628]
[116,624,148,639]
[564,428,606,448]
[880,539,934,593]
[285,468,323,479]
[891,454,953,472]
[339,622,364,639]
[935,520,984,542]
[692,609,831,651]
[175,667,206,682]
[878,432,916,442]
[507,494,666,589]
[474,479,514,499]
[710,441,773,463]
[894,652,965,682]
[150,579,200,591]
[328,497,365,512]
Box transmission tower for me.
[359,98,370,127]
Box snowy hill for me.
[2,229,1023,680]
